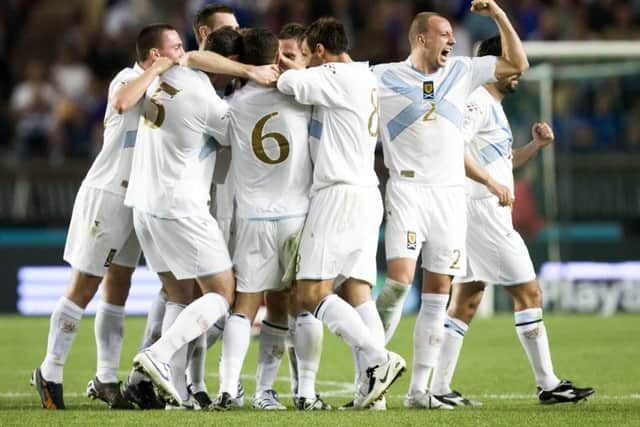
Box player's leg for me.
[376,180,418,343]
[289,288,326,410]
[405,270,454,410]
[216,291,261,410]
[87,263,136,409]
[337,278,387,410]
[506,280,594,403]
[252,290,288,410]
[33,270,101,409]
[431,282,485,407]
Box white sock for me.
[431,316,468,395]
[286,315,298,395]
[219,313,251,395]
[515,308,561,391]
[409,293,449,395]
[186,333,207,394]
[314,294,386,367]
[376,278,411,344]
[140,289,167,350]
[95,302,125,383]
[162,302,189,401]
[207,316,226,349]
[40,297,84,383]
[148,293,229,362]
[354,300,386,387]
[293,312,323,399]
[256,320,288,393]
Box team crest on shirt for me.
[104,248,117,267]
[407,231,417,250]
[422,81,434,100]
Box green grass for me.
[1,313,639,426]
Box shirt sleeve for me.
[470,56,498,91]
[462,99,487,145]
[203,86,230,145]
[277,65,342,108]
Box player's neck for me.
[484,83,505,102]
[408,52,439,74]
[325,52,352,63]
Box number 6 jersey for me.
[224,82,312,219]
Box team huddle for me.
[31,0,594,412]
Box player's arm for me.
[112,57,174,114]
[277,66,336,107]
[180,50,279,86]
[471,0,529,79]
[512,121,554,169]
[465,153,514,207]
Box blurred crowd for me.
[2,0,640,166]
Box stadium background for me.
[1,0,640,424]
[1,0,640,316]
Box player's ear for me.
[149,47,160,61]
[315,43,324,58]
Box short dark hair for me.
[408,12,442,48]
[477,35,501,57]
[136,23,176,62]
[205,27,242,57]
[278,23,306,42]
[241,28,279,66]
[305,17,348,55]
[193,3,235,43]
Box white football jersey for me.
[463,86,514,199]
[226,82,312,219]
[125,66,229,218]
[82,63,145,195]
[277,61,379,192]
[372,56,497,187]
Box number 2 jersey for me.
[224,82,312,219]
[277,61,379,193]
[372,56,497,187]
[125,65,229,219]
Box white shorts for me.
[63,185,141,276]
[296,185,383,289]
[233,215,305,293]
[133,209,232,280]
[384,179,467,276]
[454,197,536,285]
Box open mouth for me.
[440,48,451,62]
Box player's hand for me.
[247,64,280,86]
[151,57,174,74]
[532,121,554,148]
[178,52,192,67]
[470,0,503,18]
[487,176,514,207]
[279,54,305,71]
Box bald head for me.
[408,12,443,48]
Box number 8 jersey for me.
[224,82,312,219]
[372,56,497,187]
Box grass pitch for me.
[1,313,639,426]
